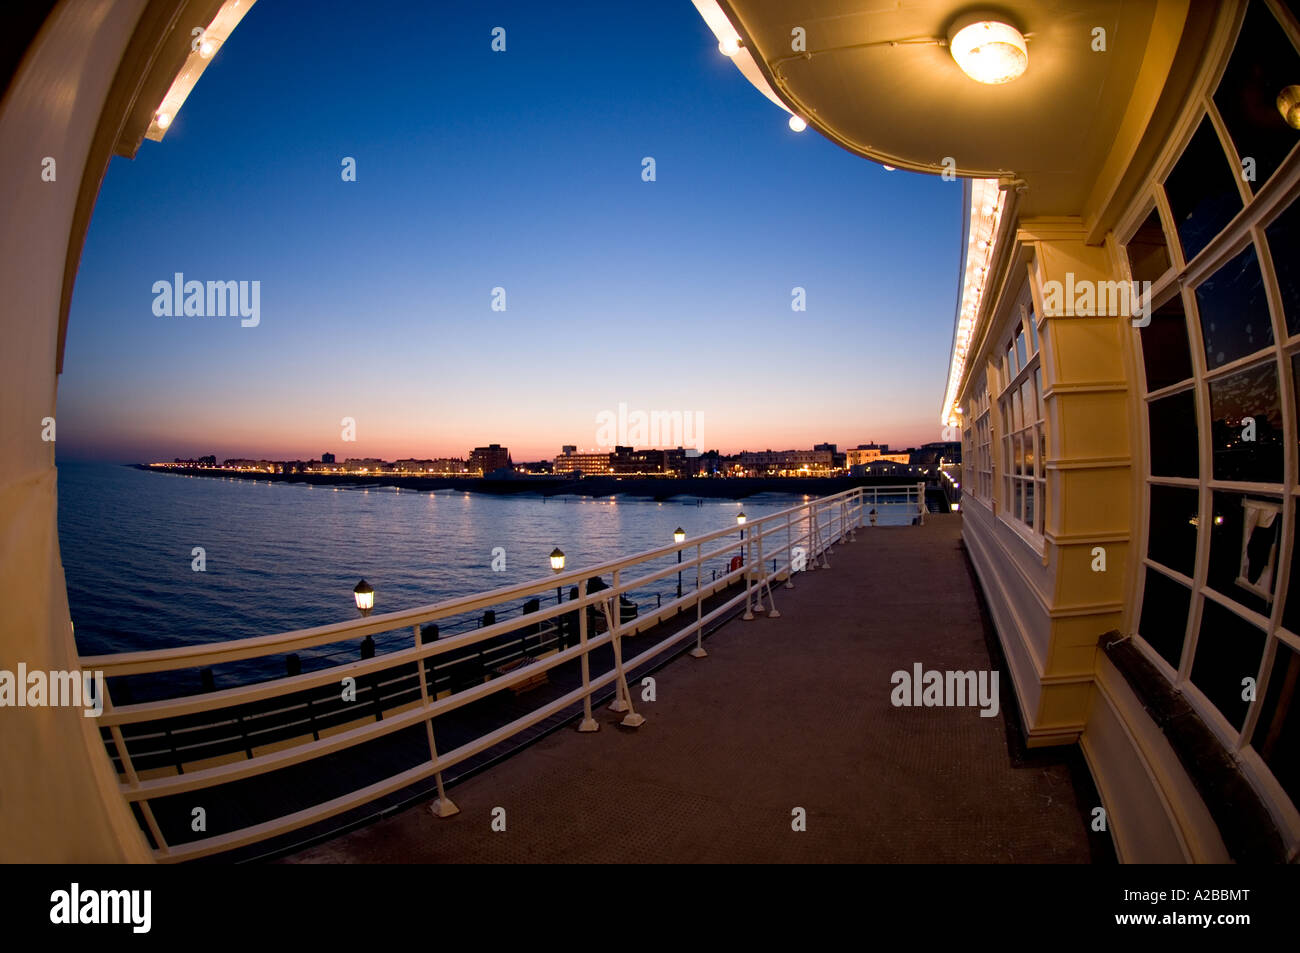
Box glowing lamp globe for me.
[353,579,374,616]
[549,547,566,572]
[948,17,1028,85]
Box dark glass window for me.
[1212,1,1300,190]
[1251,640,1300,806]
[1196,242,1273,369]
[1208,361,1283,483]
[1282,516,1300,634]
[1148,484,1200,577]
[1014,324,1027,369]
[1127,208,1173,283]
[1206,490,1281,616]
[1190,599,1267,729]
[1139,567,1192,670]
[1148,389,1199,478]
[1265,199,1300,337]
[1139,295,1193,390]
[1164,116,1243,263]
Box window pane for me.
[1035,367,1043,410]
[1012,389,1022,432]
[1265,198,1300,337]
[1015,325,1027,369]
[1021,380,1034,425]
[1209,361,1283,483]
[1139,295,1194,391]
[1190,599,1267,730]
[1024,480,1035,528]
[1040,476,1049,532]
[1164,115,1243,263]
[1149,389,1200,478]
[1024,429,1036,476]
[1212,1,1300,190]
[1139,567,1192,670]
[1283,515,1300,634]
[1251,640,1300,807]
[1206,490,1281,617]
[1014,435,1024,476]
[1127,208,1173,283]
[1027,312,1038,354]
[1148,484,1200,577]
[1007,344,1016,377]
[1013,479,1023,520]
[1196,242,1273,369]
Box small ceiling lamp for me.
[948,15,1028,85]
[788,115,807,132]
[155,111,172,129]
[1279,86,1300,130]
[719,36,743,57]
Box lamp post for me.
[736,510,747,564]
[550,547,565,605]
[353,579,374,617]
[673,527,685,598]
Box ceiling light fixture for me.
[948,14,1028,85]
[788,115,807,132]
[1279,86,1300,130]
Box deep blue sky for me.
[59,0,960,463]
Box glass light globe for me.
[949,20,1028,85]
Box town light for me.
[550,547,566,572]
[674,527,686,544]
[948,16,1028,85]
[353,579,374,616]
[788,115,807,132]
[736,512,747,525]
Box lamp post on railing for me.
[550,547,565,605]
[674,527,685,598]
[353,579,374,617]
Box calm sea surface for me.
[56,464,916,696]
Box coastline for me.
[133,463,941,502]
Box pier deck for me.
[283,515,1097,863]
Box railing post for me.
[916,481,926,525]
[604,569,644,727]
[690,540,707,658]
[784,510,795,589]
[414,624,458,817]
[577,579,598,732]
[742,522,756,620]
[104,683,170,855]
[754,516,779,617]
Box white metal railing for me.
[79,483,928,861]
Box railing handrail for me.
[78,484,920,676]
